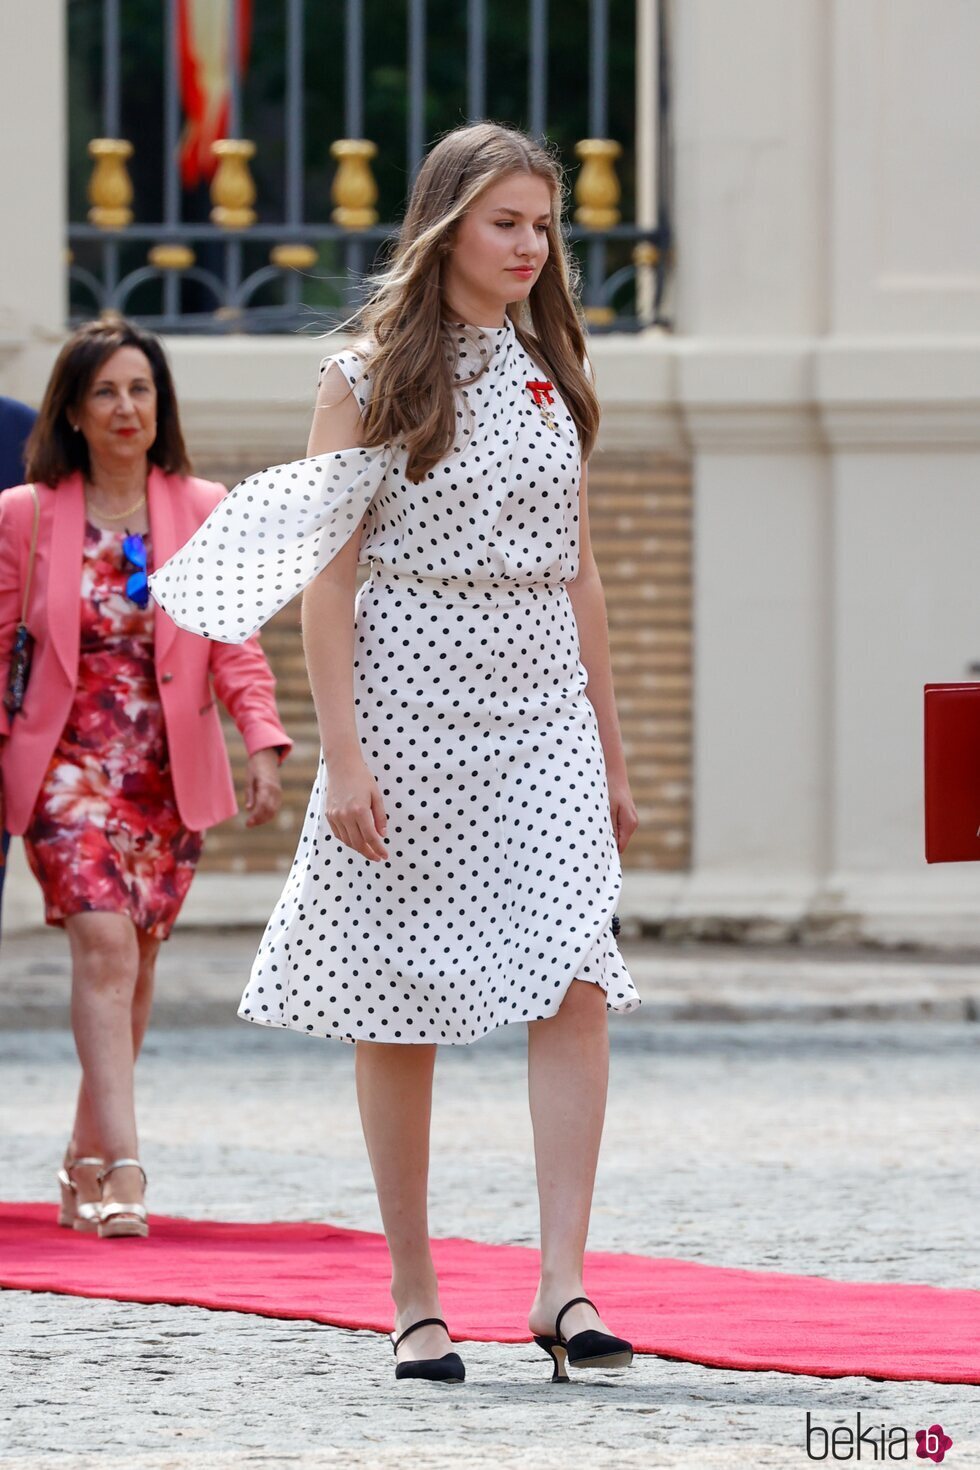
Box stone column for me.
[672,0,828,338]
[819,0,980,941]
[0,0,66,930]
[669,0,833,927]
[0,0,66,363]
[665,0,980,943]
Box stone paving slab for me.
[2,1019,979,1467]
[5,925,980,1026]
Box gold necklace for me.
[86,490,147,522]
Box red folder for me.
[924,683,980,862]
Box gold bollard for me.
[210,140,257,229]
[573,139,622,230]
[87,139,134,229]
[330,140,379,229]
[632,241,660,270]
[632,240,660,325]
[270,244,318,270]
[148,245,196,271]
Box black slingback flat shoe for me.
[533,1296,633,1383]
[392,1317,466,1383]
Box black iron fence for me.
[67,0,672,335]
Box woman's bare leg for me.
[64,1078,104,1213]
[354,1041,451,1362]
[527,978,613,1340]
[130,929,162,1056]
[67,927,161,1210]
[70,927,161,1146]
[66,912,145,1210]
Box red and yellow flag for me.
[178,0,253,188]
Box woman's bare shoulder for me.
[318,336,375,398]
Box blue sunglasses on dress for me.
[122,532,149,608]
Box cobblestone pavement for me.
[1,929,980,1470]
[1,929,979,1467]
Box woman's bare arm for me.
[301,361,388,862]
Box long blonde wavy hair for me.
[354,122,599,483]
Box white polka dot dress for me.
[150,316,639,1043]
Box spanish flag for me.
[178,0,253,188]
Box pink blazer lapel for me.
[148,466,178,666]
[48,474,85,684]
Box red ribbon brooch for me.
[525,379,559,430]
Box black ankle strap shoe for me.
[533,1296,633,1382]
[392,1317,466,1382]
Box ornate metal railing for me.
[67,0,672,335]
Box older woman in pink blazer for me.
[0,317,291,1240]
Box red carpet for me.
[1,1203,978,1385]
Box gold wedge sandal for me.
[97,1158,149,1240]
[57,1155,105,1234]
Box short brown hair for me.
[25,315,192,486]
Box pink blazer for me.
[0,468,292,835]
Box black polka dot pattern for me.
[152,317,640,1044]
[149,446,395,642]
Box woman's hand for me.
[244,747,283,828]
[325,755,389,862]
[607,770,639,854]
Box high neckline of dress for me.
[451,317,515,371]
[449,315,514,339]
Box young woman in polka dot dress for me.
[150,122,641,1383]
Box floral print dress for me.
[23,522,203,939]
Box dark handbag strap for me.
[20,484,39,626]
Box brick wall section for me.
[190,449,693,876]
[589,452,693,871]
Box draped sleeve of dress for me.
[149,320,640,1044]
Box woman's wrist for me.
[602,743,629,783]
[322,737,364,768]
